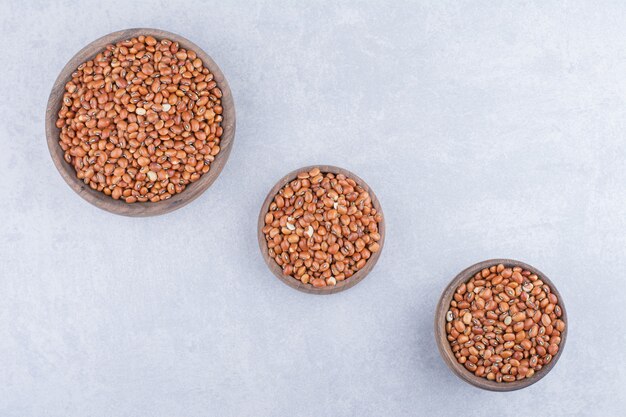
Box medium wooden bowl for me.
[45,28,236,217]
[257,165,385,295]
[435,259,568,391]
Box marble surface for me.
[1,1,625,416]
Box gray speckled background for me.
[1,1,625,416]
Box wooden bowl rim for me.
[257,165,386,295]
[434,258,568,391]
[44,27,236,217]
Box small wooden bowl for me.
[257,165,385,295]
[435,259,568,391]
[45,28,236,217]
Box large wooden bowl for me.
[258,165,385,295]
[45,28,236,217]
[435,259,568,391]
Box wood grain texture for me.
[45,28,236,217]
[434,259,568,391]
[257,165,385,295]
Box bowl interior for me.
[435,259,567,391]
[257,165,385,295]
[45,28,235,217]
